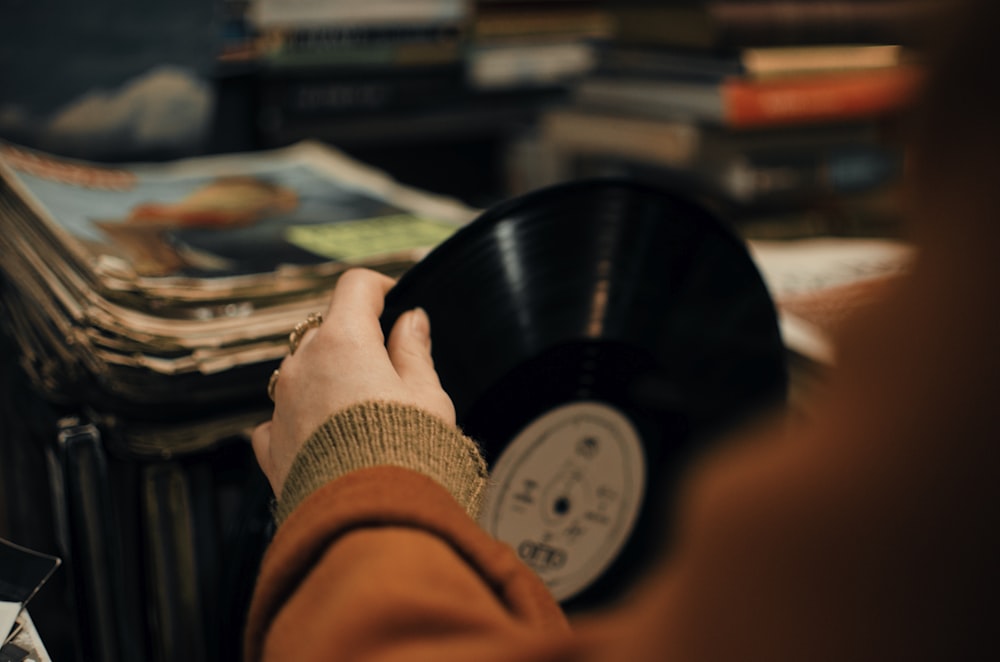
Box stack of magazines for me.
[0,141,474,454]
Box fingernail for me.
[410,307,430,345]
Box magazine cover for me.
[0,140,475,414]
[0,140,474,307]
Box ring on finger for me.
[288,312,324,355]
[267,368,280,402]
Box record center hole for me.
[553,497,571,516]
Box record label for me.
[479,401,646,601]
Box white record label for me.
[479,401,646,601]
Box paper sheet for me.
[0,601,19,645]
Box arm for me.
[246,270,571,662]
[244,465,572,662]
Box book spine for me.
[722,66,923,128]
[568,142,901,207]
[249,0,470,29]
[259,42,463,70]
[707,144,902,203]
[473,8,613,41]
[260,71,466,118]
[708,0,932,47]
[469,42,598,89]
[540,111,701,166]
[261,23,464,50]
[612,1,935,49]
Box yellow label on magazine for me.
[286,214,459,262]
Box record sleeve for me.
[382,178,788,608]
[0,140,476,419]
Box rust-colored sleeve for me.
[244,466,573,662]
[244,225,1000,662]
[245,232,1000,661]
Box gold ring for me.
[289,312,323,355]
[267,368,280,402]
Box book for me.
[539,109,902,204]
[254,38,463,71]
[467,3,610,90]
[473,5,613,42]
[252,23,465,69]
[572,148,901,209]
[596,43,912,81]
[258,66,467,120]
[256,88,567,148]
[609,1,941,51]
[248,0,470,29]
[573,64,923,128]
[469,41,598,90]
[261,22,464,50]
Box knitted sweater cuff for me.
[274,401,489,524]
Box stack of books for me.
[234,0,473,145]
[0,140,474,454]
[522,0,941,233]
[467,0,612,91]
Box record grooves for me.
[381,178,787,609]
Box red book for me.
[723,65,924,127]
[575,64,924,128]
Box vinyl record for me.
[381,178,787,610]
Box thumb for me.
[387,307,440,388]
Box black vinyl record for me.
[381,178,787,610]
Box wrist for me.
[274,400,488,524]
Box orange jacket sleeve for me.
[245,216,1000,660]
[244,466,574,662]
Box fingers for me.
[387,307,457,425]
[387,307,440,388]
[322,268,396,342]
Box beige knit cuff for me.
[274,401,489,524]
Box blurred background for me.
[0,0,937,225]
[0,1,942,660]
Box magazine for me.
[0,141,476,412]
[0,140,473,310]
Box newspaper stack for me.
[0,141,474,454]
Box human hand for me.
[250,268,455,495]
